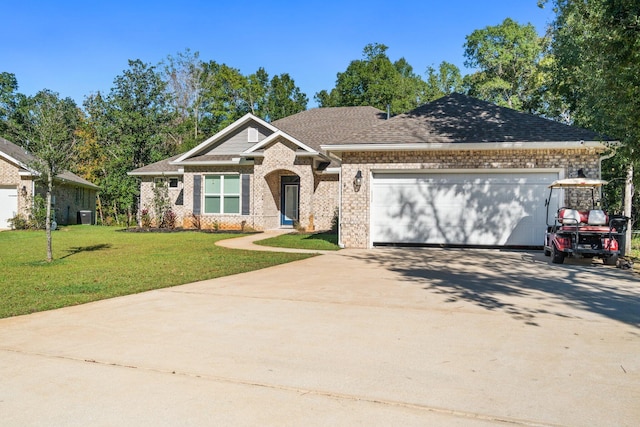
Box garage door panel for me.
[0,187,18,229]
[371,172,559,246]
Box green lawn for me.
[0,227,314,319]
[255,231,340,251]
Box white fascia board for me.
[244,130,318,155]
[174,113,279,163]
[127,170,185,177]
[1,152,36,174]
[295,152,329,159]
[322,140,608,155]
[173,159,242,166]
[320,167,340,175]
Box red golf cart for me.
[544,178,627,265]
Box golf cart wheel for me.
[551,245,565,264]
[604,254,618,266]
[544,248,551,257]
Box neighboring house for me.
[130,94,612,249]
[0,137,99,229]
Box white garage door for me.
[371,171,560,247]
[0,187,18,229]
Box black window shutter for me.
[193,175,201,215]
[241,174,250,215]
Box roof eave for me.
[244,130,319,156]
[320,167,340,175]
[2,152,37,175]
[175,114,279,162]
[55,177,100,190]
[171,157,254,167]
[127,170,185,177]
[322,140,610,158]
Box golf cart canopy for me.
[548,178,608,188]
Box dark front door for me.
[280,176,300,226]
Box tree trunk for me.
[46,175,53,262]
[97,194,104,225]
[113,200,119,225]
[624,164,633,256]
[194,105,199,139]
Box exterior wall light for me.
[21,185,27,197]
[353,170,363,192]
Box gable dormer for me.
[173,114,279,164]
[205,123,274,155]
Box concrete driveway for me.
[1,246,639,426]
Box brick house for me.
[129,94,611,248]
[0,137,99,229]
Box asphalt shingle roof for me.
[131,107,388,174]
[272,106,387,150]
[340,93,608,144]
[0,136,98,189]
[129,95,607,175]
[128,154,183,174]
[0,136,36,168]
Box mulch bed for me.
[119,227,259,234]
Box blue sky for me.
[3,1,555,108]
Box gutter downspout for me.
[338,167,345,248]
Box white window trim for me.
[203,174,241,215]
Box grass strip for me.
[0,226,313,318]
[255,231,340,251]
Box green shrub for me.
[29,194,47,229]
[8,194,48,230]
[8,214,29,230]
[331,207,339,233]
[140,208,152,228]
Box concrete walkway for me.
[1,240,639,426]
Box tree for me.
[542,0,640,248]
[244,67,270,117]
[162,49,212,150]
[463,18,546,111]
[264,73,307,121]
[85,59,172,223]
[197,63,307,127]
[199,61,249,134]
[425,61,464,100]
[315,43,427,115]
[0,72,19,134]
[12,90,80,261]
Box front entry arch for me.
[281,176,300,226]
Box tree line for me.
[0,0,638,227]
[0,51,309,224]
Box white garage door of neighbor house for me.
[0,187,18,229]
[371,171,560,247]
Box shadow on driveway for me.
[346,248,640,328]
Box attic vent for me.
[248,127,259,143]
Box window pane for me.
[224,175,240,193]
[204,176,220,194]
[169,178,179,188]
[223,196,240,214]
[204,196,220,213]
